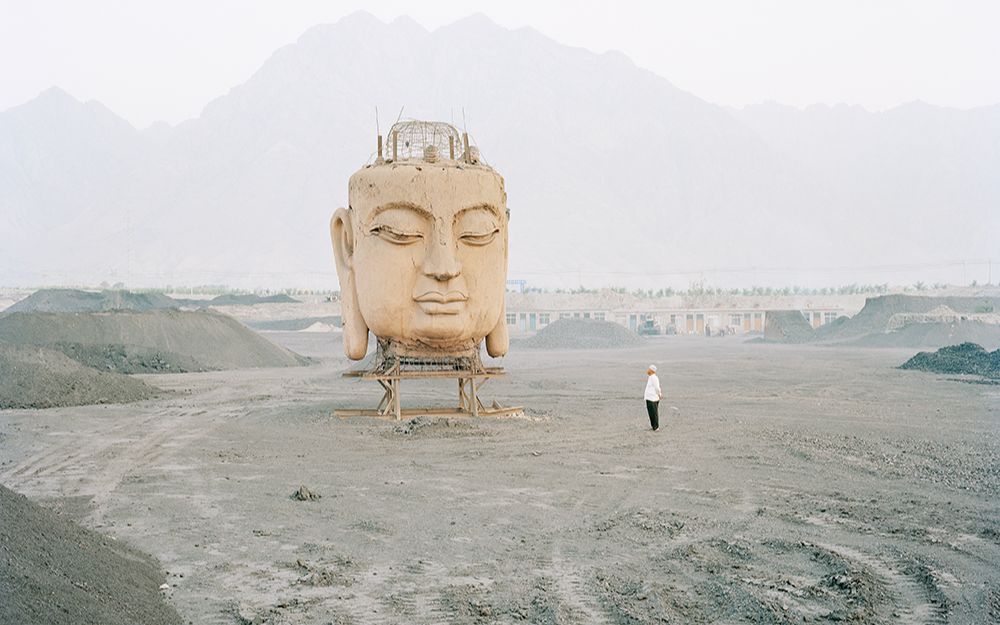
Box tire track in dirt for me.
[548,541,612,624]
[3,404,229,522]
[2,412,142,480]
[816,543,949,625]
[6,448,84,479]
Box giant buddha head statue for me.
[330,121,509,360]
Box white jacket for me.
[644,374,662,401]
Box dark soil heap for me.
[900,342,1000,378]
[4,288,181,314]
[763,310,815,343]
[245,315,342,331]
[0,485,182,625]
[520,318,644,349]
[0,309,308,373]
[756,295,1000,348]
[208,293,299,305]
[0,344,157,409]
[847,320,1000,350]
[37,342,205,374]
[816,294,1000,341]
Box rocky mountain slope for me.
[2,12,997,288]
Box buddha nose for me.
[423,222,462,281]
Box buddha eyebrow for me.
[455,204,502,220]
[369,201,433,220]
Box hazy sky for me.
[3,0,999,128]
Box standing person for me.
[644,365,663,431]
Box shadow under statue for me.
[330,120,521,419]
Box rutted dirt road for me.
[2,335,998,624]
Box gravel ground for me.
[1,335,998,624]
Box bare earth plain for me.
[1,334,998,625]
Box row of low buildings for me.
[503,291,854,336]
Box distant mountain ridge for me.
[1,11,997,288]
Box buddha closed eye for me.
[367,205,427,245]
[456,207,500,247]
[369,224,423,245]
[367,205,501,248]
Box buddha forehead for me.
[348,164,506,222]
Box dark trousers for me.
[646,400,659,430]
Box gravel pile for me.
[42,342,205,374]
[208,293,299,305]
[753,295,1000,348]
[4,288,181,314]
[815,294,1000,341]
[520,318,644,349]
[847,320,1000,350]
[0,485,181,625]
[900,342,1000,378]
[762,310,815,343]
[245,316,342,332]
[0,309,308,372]
[0,343,157,409]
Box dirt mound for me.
[845,320,1000,350]
[208,293,299,306]
[245,316,342,332]
[763,310,814,342]
[387,417,488,438]
[0,344,157,409]
[4,288,182,314]
[519,318,644,349]
[300,322,340,333]
[0,485,182,625]
[41,342,205,374]
[817,294,1000,341]
[900,343,1000,378]
[0,310,308,372]
[887,304,1000,332]
[291,485,322,501]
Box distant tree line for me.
[97,282,340,298]
[529,283,893,297]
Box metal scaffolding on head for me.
[371,120,487,167]
[336,339,522,420]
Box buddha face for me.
[331,163,509,359]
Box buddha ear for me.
[331,208,369,360]
[486,210,510,358]
[485,302,509,357]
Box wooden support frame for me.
[335,368,521,420]
[457,377,481,418]
[334,342,522,420]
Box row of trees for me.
[90,281,989,298]
[539,284,894,297]
[907,281,987,291]
[98,282,340,297]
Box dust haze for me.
[2,4,999,625]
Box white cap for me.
[649,364,657,372]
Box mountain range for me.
[1,11,997,289]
